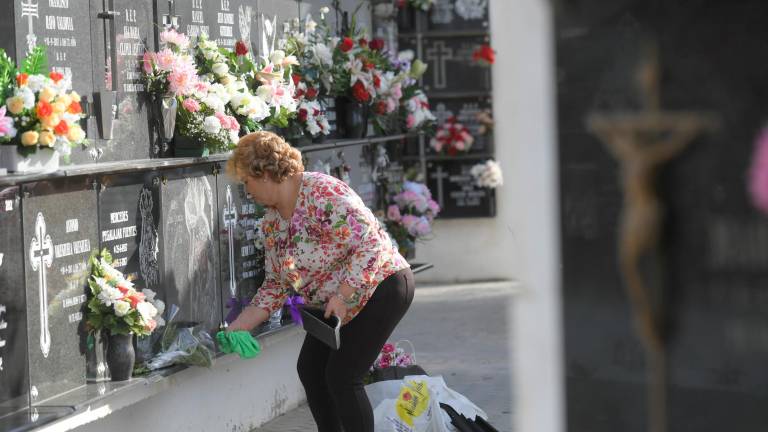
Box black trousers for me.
[297,268,415,432]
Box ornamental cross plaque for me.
[29,212,53,359]
[223,185,238,297]
[20,0,39,54]
[587,48,718,432]
[425,40,454,90]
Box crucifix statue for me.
[29,212,54,359]
[587,47,718,432]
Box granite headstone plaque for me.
[426,159,494,218]
[0,186,29,418]
[428,96,493,155]
[411,36,490,94]
[205,0,251,51]
[160,166,222,333]
[426,0,489,32]
[22,179,96,404]
[214,169,265,323]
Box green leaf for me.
[292,235,301,243]
[325,202,333,213]
[333,219,346,229]
[21,46,48,75]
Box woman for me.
[226,131,414,432]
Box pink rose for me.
[427,199,440,216]
[379,357,391,369]
[387,205,401,222]
[406,114,416,129]
[142,51,154,74]
[155,48,176,71]
[382,343,395,354]
[182,98,200,112]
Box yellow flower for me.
[6,96,24,114]
[41,114,60,129]
[67,124,85,143]
[38,86,57,103]
[52,102,67,114]
[56,94,72,107]
[38,130,55,147]
[21,130,39,146]
[69,91,81,103]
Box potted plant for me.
[86,249,165,381]
[0,47,87,173]
[383,180,440,259]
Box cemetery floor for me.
[254,281,516,432]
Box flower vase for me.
[336,97,369,139]
[0,146,60,174]
[106,333,135,381]
[173,135,209,158]
[151,95,177,158]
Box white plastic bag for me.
[366,375,487,432]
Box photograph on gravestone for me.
[14,0,96,165]
[420,35,490,94]
[426,0,488,32]
[214,169,265,325]
[98,172,162,363]
[426,159,494,218]
[0,186,30,419]
[427,96,493,155]
[22,178,97,405]
[160,166,222,334]
[87,0,155,162]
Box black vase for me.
[150,95,177,158]
[107,333,135,381]
[336,97,369,139]
[173,135,209,157]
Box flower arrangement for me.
[403,90,436,132]
[384,181,440,256]
[0,46,87,159]
[371,341,415,371]
[142,29,198,98]
[476,108,494,135]
[430,116,474,155]
[86,249,165,336]
[470,159,504,189]
[472,44,496,66]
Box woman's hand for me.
[226,305,270,333]
[324,295,348,321]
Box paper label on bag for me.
[396,379,431,426]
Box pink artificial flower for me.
[406,114,416,129]
[749,126,768,214]
[391,83,403,100]
[454,140,466,151]
[385,98,397,113]
[415,217,432,237]
[0,107,17,138]
[427,199,440,217]
[155,48,176,71]
[379,357,391,369]
[387,205,401,222]
[182,98,200,112]
[226,115,239,131]
[382,343,395,354]
[160,29,190,49]
[401,215,420,236]
[142,51,155,74]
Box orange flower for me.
[54,119,69,135]
[335,226,351,241]
[49,71,64,83]
[36,100,53,118]
[67,101,82,114]
[16,73,28,86]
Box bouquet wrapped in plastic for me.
[145,305,216,370]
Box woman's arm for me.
[226,305,270,332]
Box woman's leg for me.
[325,268,415,432]
[297,333,343,432]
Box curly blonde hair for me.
[227,131,304,182]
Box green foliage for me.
[20,46,48,76]
[0,50,17,106]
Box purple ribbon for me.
[225,296,252,324]
[286,295,305,325]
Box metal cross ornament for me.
[20,0,39,54]
[29,212,54,358]
[223,185,238,297]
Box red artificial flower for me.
[339,37,354,52]
[313,108,321,116]
[369,39,385,51]
[127,292,146,308]
[351,81,370,103]
[298,108,308,122]
[36,100,53,118]
[16,73,28,86]
[305,87,319,100]
[472,44,496,65]
[373,74,381,89]
[54,119,69,135]
[67,101,82,114]
[294,88,305,99]
[363,61,375,71]
[49,71,64,83]
[292,73,301,86]
[235,40,249,56]
[358,38,368,48]
[375,101,387,114]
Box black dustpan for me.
[440,402,500,432]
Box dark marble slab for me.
[159,165,222,334]
[0,186,30,418]
[426,159,494,218]
[426,96,493,155]
[213,166,265,323]
[401,35,490,94]
[21,178,97,405]
[425,0,488,32]
[0,406,74,432]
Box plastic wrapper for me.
[146,305,216,370]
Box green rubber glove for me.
[216,331,261,359]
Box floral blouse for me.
[251,171,410,324]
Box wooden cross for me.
[587,48,718,432]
